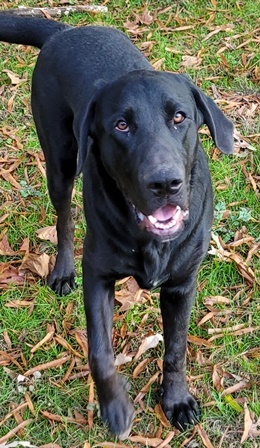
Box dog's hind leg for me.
[32,96,77,296]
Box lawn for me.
[0,1,259,447]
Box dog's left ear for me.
[179,75,234,154]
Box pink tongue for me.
[151,204,177,222]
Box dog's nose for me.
[147,177,183,197]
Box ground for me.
[0,1,259,447]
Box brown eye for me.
[173,111,185,124]
[115,120,129,132]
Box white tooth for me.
[137,212,145,221]
[176,205,181,211]
[174,208,181,221]
[148,215,157,224]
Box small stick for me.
[0,5,108,18]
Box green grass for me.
[0,1,259,447]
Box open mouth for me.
[134,203,189,238]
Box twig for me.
[0,5,108,18]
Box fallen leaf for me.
[114,353,133,366]
[133,357,151,378]
[3,69,27,85]
[24,355,71,376]
[36,225,57,244]
[181,55,202,68]
[128,435,165,447]
[154,404,171,428]
[19,253,51,278]
[0,419,33,444]
[197,424,215,448]
[134,333,163,360]
[40,410,87,425]
[241,402,253,443]
[0,235,16,256]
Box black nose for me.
[148,177,183,197]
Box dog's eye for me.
[173,112,185,124]
[115,120,129,132]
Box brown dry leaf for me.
[128,435,165,447]
[212,365,223,392]
[134,371,160,403]
[24,355,71,376]
[3,69,27,85]
[181,55,202,68]
[0,264,26,286]
[115,277,145,312]
[197,424,215,448]
[187,334,213,348]
[241,402,253,443]
[204,296,230,306]
[5,299,35,309]
[134,333,163,360]
[156,431,175,448]
[54,334,84,358]
[62,301,74,333]
[154,404,171,428]
[36,225,57,244]
[19,252,51,279]
[93,443,129,448]
[0,234,16,256]
[1,170,21,189]
[41,409,87,425]
[30,328,55,354]
[72,329,88,356]
[0,402,28,428]
[133,357,151,378]
[40,444,63,448]
[202,24,234,42]
[249,417,260,438]
[197,311,215,326]
[136,8,154,25]
[88,377,95,429]
[222,380,250,396]
[0,419,33,444]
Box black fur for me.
[0,14,233,439]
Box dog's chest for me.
[133,241,172,290]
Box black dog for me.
[0,14,233,439]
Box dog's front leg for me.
[83,264,134,439]
[159,282,200,431]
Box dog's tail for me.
[0,13,71,49]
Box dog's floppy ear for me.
[179,75,234,154]
[73,80,108,175]
[73,99,96,175]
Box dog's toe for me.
[161,389,200,432]
[48,270,76,296]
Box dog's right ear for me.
[73,99,96,175]
[73,80,107,175]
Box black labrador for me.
[0,14,233,439]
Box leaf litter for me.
[0,1,259,447]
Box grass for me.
[0,1,259,447]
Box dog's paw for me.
[98,375,134,439]
[160,387,200,432]
[48,268,76,296]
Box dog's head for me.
[74,71,233,240]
